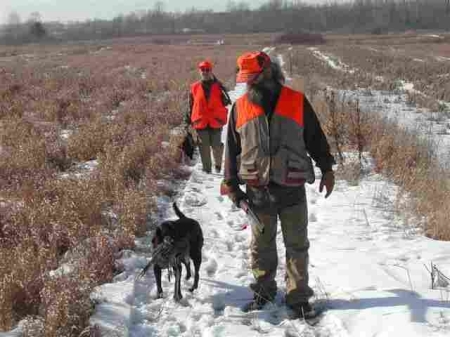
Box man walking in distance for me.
[185,60,231,173]
[221,51,335,319]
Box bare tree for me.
[447,0,450,30]
[7,11,21,26]
[4,11,22,42]
[227,1,250,11]
[29,21,47,39]
[153,1,165,14]
[28,11,42,23]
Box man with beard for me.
[221,51,335,319]
[185,60,231,173]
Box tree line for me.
[1,0,449,45]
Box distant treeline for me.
[1,0,450,44]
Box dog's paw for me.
[173,293,183,302]
[188,286,197,293]
[185,273,191,281]
[156,292,164,299]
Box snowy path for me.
[89,75,450,337]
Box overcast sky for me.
[0,0,333,24]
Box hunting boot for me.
[242,283,276,312]
[286,302,319,320]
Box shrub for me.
[273,32,325,45]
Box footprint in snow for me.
[210,228,219,238]
[215,211,224,220]
[225,240,234,251]
[205,258,218,277]
[234,233,246,243]
[184,193,208,207]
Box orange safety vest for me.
[235,86,315,187]
[190,81,228,130]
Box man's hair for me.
[270,61,285,85]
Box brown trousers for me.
[250,190,313,306]
[197,127,223,172]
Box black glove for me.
[220,180,247,207]
[229,187,247,207]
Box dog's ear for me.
[159,221,178,241]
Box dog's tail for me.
[173,202,186,219]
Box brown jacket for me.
[224,83,335,209]
[234,86,315,187]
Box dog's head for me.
[152,221,176,248]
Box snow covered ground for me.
[87,76,450,337]
[308,47,450,168]
[338,88,450,168]
[2,51,450,337]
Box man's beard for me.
[247,80,276,106]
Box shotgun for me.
[220,181,264,233]
[239,199,264,233]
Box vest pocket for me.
[286,158,306,185]
[239,161,260,186]
[287,155,315,184]
[272,148,314,186]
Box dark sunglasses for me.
[200,67,211,72]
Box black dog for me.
[151,202,203,301]
[181,132,195,160]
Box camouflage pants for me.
[249,188,313,306]
[197,127,223,172]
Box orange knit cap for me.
[236,51,271,83]
[198,60,213,70]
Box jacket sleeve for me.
[215,79,232,106]
[303,97,336,174]
[223,103,242,188]
[221,85,232,106]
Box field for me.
[1,32,449,335]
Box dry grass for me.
[284,35,450,239]
[0,38,251,334]
[288,47,450,239]
[309,89,450,241]
[2,31,449,335]
[367,119,450,239]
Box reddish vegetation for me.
[1,32,449,335]
[0,38,250,335]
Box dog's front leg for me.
[183,259,191,281]
[154,265,163,298]
[173,264,183,301]
[189,251,202,292]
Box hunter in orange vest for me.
[221,51,335,319]
[185,60,231,173]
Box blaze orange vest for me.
[190,81,228,130]
[235,86,315,187]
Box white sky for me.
[0,0,336,24]
[2,46,450,337]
